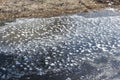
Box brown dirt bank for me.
[0,0,120,19]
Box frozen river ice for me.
[0,8,120,80]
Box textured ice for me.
[0,8,120,80]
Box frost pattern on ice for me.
[0,9,120,80]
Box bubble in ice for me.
[0,9,120,80]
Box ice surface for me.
[0,8,120,80]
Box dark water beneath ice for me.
[0,8,120,80]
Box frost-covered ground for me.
[0,8,120,80]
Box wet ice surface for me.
[0,8,120,80]
[78,8,120,18]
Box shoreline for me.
[0,0,120,20]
